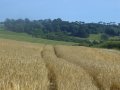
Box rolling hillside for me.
[0,28,77,45]
[0,39,120,90]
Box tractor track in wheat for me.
[41,45,99,90]
[41,45,58,90]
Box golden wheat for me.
[0,39,120,90]
[55,45,120,90]
[0,39,49,90]
[42,45,98,90]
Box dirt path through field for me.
[41,45,58,90]
[41,45,99,90]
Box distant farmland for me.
[0,28,77,45]
[0,39,120,90]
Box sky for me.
[0,0,120,23]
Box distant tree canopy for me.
[3,18,120,42]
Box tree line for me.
[3,18,120,42]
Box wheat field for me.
[0,39,120,90]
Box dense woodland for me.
[1,18,120,49]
